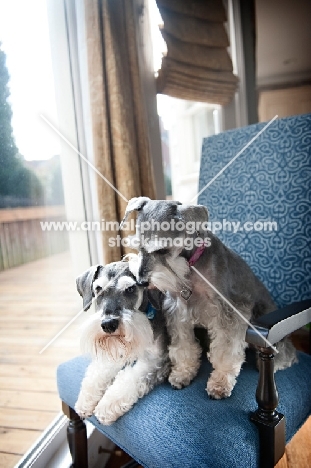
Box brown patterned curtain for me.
[84,0,156,263]
[156,0,238,104]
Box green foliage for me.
[0,44,43,207]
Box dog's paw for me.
[94,398,131,425]
[168,366,197,389]
[206,371,236,399]
[74,400,96,419]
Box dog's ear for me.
[76,265,102,311]
[198,204,209,220]
[119,197,151,229]
[147,289,163,310]
[177,204,209,225]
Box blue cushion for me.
[57,352,311,468]
[198,114,311,308]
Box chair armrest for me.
[246,299,311,348]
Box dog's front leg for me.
[75,360,121,418]
[206,326,247,399]
[166,304,201,389]
[94,358,157,425]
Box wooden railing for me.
[0,206,69,271]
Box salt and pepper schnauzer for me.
[74,258,170,424]
[121,197,297,399]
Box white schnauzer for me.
[74,257,170,424]
[120,197,297,400]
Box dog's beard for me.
[95,334,132,361]
[150,255,190,293]
[80,310,154,364]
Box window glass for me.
[0,1,90,465]
[148,0,220,202]
[157,96,219,203]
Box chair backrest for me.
[198,113,311,308]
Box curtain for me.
[156,0,238,104]
[84,0,156,263]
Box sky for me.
[0,0,60,160]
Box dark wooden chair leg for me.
[250,348,285,468]
[62,401,88,468]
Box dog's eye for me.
[125,285,135,293]
[95,286,102,294]
[156,248,170,255]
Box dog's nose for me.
[101,318,119,334]
[136,280,149,287]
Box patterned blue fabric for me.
[198,114,311,307]
[57,352,311,468]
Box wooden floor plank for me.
[0,352,79,366]
[0,427,42,455]
[0,407,58,430]
[0,364,69,379]
[0,326,84,339]
[0,251,84,467]
[0,376,57,393]
[0,315,80,323]
[0,389,60,411]
[0,453,23,468]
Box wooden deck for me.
[0,251,85,468]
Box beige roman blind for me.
[155,0,238,105]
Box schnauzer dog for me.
[74,257,170,424]
[120,197,297,399]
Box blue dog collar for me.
[146,302,156,320]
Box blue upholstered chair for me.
[57,113,311,468]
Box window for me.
[148,0,220,202]
[157,96,220,203]
[0,1,96,465]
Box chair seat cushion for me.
[57,351,311,468]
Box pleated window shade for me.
[155,0,238,105]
